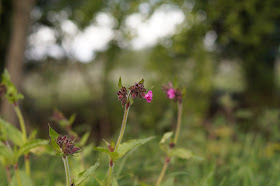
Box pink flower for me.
[167,88,176,99]
[144,90,153,103]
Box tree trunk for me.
[1,0,35,125]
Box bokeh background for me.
[1,0,280,185]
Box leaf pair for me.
[159,131,195,160]
[93,137,154,163]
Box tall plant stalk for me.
[14,104,31,176]
[106,103,130,186]
[14,164,22,186]
[62,156,71,186]
[156,102,183,186]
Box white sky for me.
[27,6,185,62]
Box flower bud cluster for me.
[162,82,183,103]
[117,79,153,106]
[56,135,80,156]
[128,82,146,99]
[117,87,128,107]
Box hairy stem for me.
[14,164,22,186]
[115,104,130,151]
[107,103,130,186]
[106,160,114,186]
[62,156,71,186]
[155,158,170,186]
[174,102,183,144]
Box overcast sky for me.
[27,5,185,62]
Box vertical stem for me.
[24,155,30,176]
[155,158,170,186]
[62,156,71,186]
[115,104,130,151]
[14,104,31,176]
[174,102,183,144]
[14,164,22,186]
[14,105,27,142]
[5,166,11,183]
[107,103,130,186]
[106,160,114,186]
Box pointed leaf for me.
[92,146,118,160]
[139,78,144,84]
[74,161,99,186]
[114,137,154,162]
[118,77,122,89]
[0,117,24,146]
[79,132,90,146]
[169,148,194,159]
[160,132,173,145]
[49,124,59,139]
[49,125,62,154]
[68,114,76,125]
[0,143,14,165]
[16,139,49,159]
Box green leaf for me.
[118,77,122,89]
[49,124,59,139]
[74,161,99,186]
[16,139,49,159]
[48,125,62,155]
[0,143,14,165]
[0,117,24,146]
[79,132,90,146]
[28,129,37,141]
[159,132,173,153]
[2,69,24,103]
[68,114,76,125]
[139,78,144,84]
[11,170,33,186]
[114,137,154,162]
[169,148,194,159]
[160,132,173,144]
[92,145,118,160]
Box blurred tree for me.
[187,0,280,106]
[1,0,35,125]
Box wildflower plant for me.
[49,125,99,186]
[0,70,49,185]
[93,77,154,186]
[156,81,195,186]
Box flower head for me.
[56,135,80,157]
[167,88,176,99]
[144,90,153,103]
[162,82,184,103]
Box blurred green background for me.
[1,0,280,185]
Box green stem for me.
[106,160,114,186]
[62,156,71,186]
[5,166,11,183]
[14,105,27,142]
[14,105,31,176]
[115,104,130,151]
[25,155,30,176]
[155,158,170,186]
[107,103,130,186]
[14,164,22,186]
[174,102,183,144]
